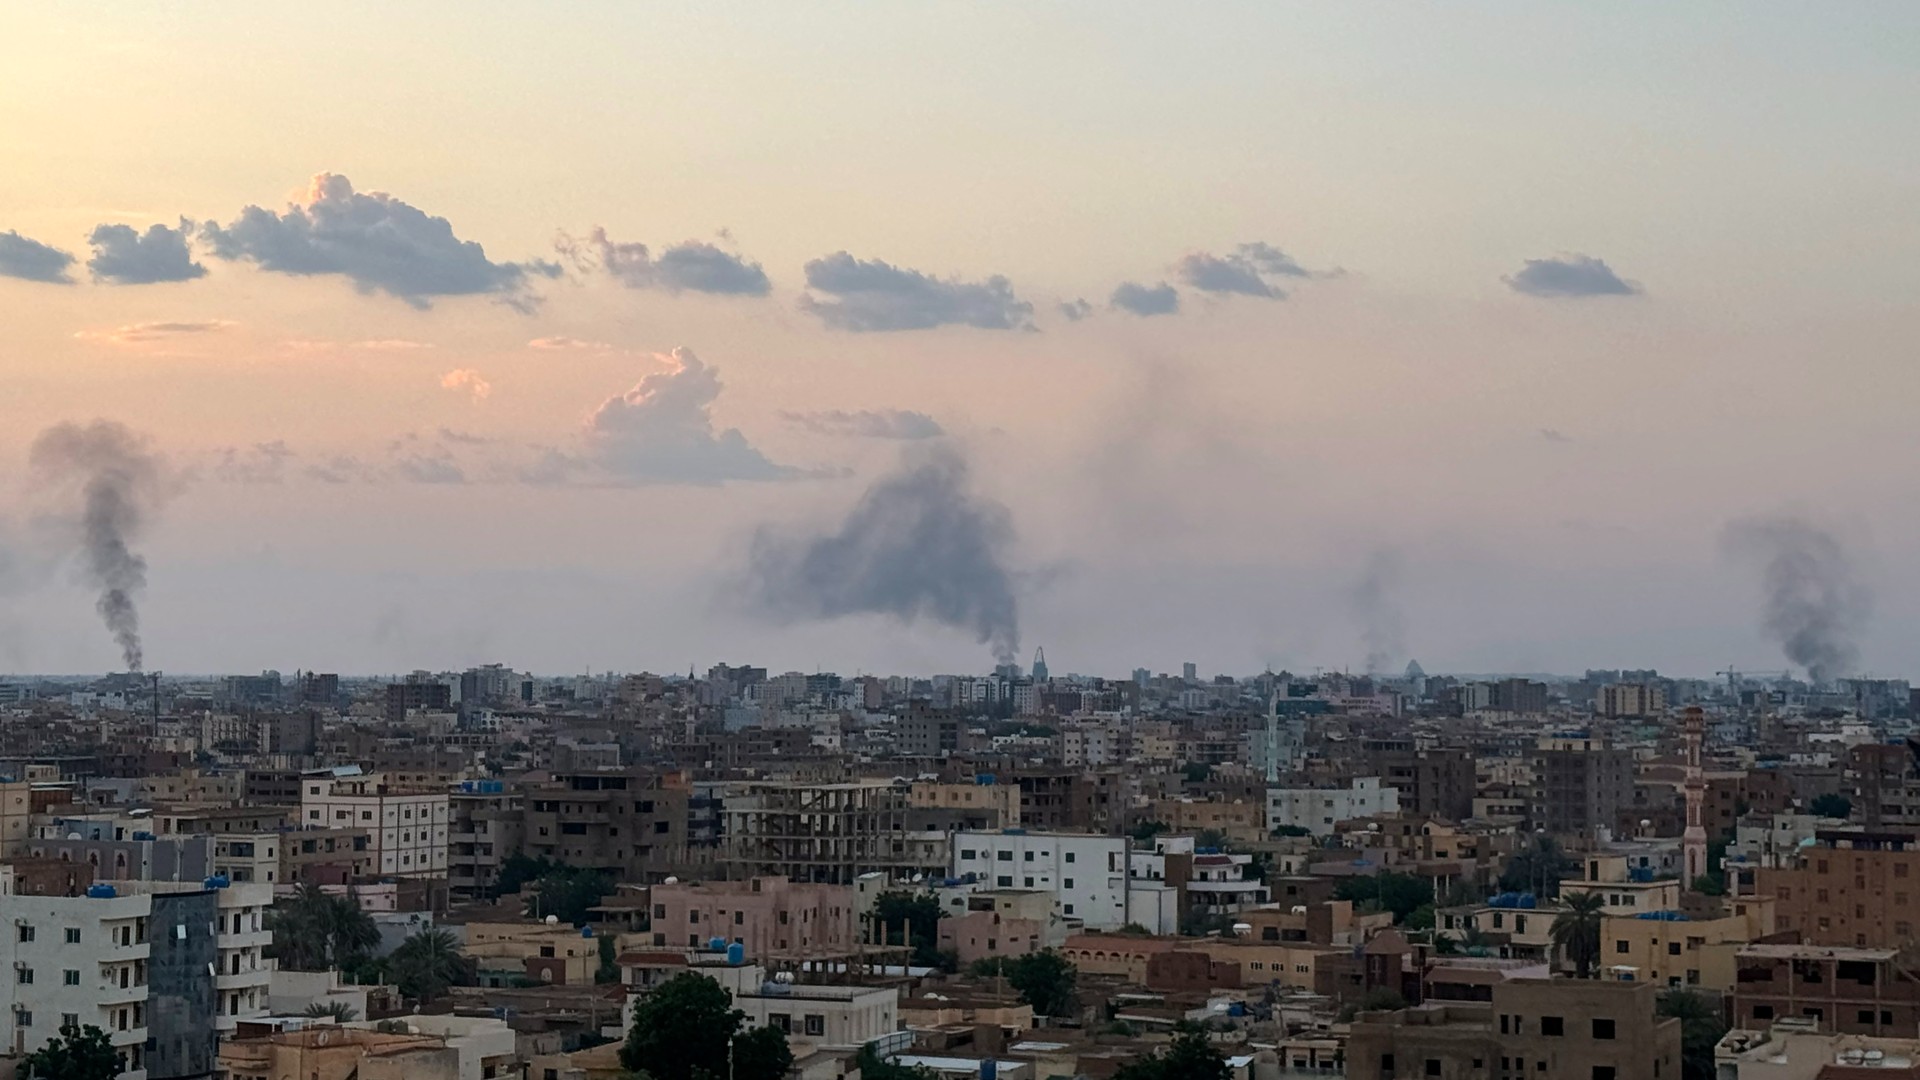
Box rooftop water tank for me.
[727,942,745,965]
[709,936,727,952]
[86,883,117,899]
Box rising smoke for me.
[28,421,169,671]
[1349,549,1406,676]
[745,445,1022,664]
[1722,515,1871,685]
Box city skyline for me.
[5,6,1920,677]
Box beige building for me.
[649,875,856,960]
[301,774,450,878]
[220,1016,518,1080]
[1600,896,1775,992]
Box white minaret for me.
[1265,694,1281,784]
[1683,705,1709,885]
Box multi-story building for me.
[1755,830,1920,947]
[210,834,280,887]
[520,768,687,882]
[648,876,855,959]
[0,880,274,1078]
[721,780,921,885]
[907,780,1020,831]
[1531,736,1635,840]
[448,781,523,901]
[1347,978,1682,1080]
[1597,682,1668,719]
[1601,896,1775,993]
[1265,777,1400,837]
[950,830,1130,929]
[1364,741,1476,821]
[300,773,450,879]
[1730,943,1920,1035]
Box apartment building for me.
[1347,978,1681,1080]
[1597,682,1668,719]
[950,830,1130,929]
[1147,797,1266,844]
[721,780,921,884]
[210,834,279,886]
[1363,741,1477,821]
[1755,830,1920,947]
[1730,943,1920,1035]
[520,768,687,882]
[649,875,855,959]
[449,781,524,901]
[301,773,450,878]
[1601,896,1775,992]
[908,780,1020,831]
[1265,776,1400,837]
[0,880,274,1079]
[1531,736,1635,839]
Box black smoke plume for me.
[746,446,1021,664]
[29,421,168,671]
[1723,515,1871,685]
[1350,550,1406,676]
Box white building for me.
[950,831,1130,929]
[1264,777,1400,836]
[301,773,450,877]
[0,880,274,1078]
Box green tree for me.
[621,972,791,1080]
[874,890,946,967]
[1658,988,1728,1080]
[1193,829,1229,851]
[1499,837,1578,898]
[595,934,619,985]
[301,1001,360,1022]
[1334,872,1433,922]
[23,1024,121,1080]
[854,1045,936,1080]
[1130,820,1170,844]
[525,866,615,926]
[1270,824,1311,838]
[1550,892,1608,978]
[1811,793,1852,820]
[493,853,560,897]
[1005,949,1078,1018]
[387,927,476,1002]
[1111,1025,1229,1080]
[269,884,381,971]
[1182,763,1212,784]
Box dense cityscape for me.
[0,656,1909,1080]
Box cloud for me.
[1109,281,1180,316]
[782,409,944,440]
[210,440,295,483]
[199,173,556,310]
[1538,428,1573,443]
[1504,253,1641,298]
[799,252,1035,332]
[528,336,611,351]
[74,320,236,345]
[354,338,434,351]
[390,446,467,484]
[1058,298,1093,322]
[304,455,380,485]
[0,230,77,284]
[558,228,771,296]
[584,347,795,484]
[1176,241,1312,299]
[436,427,495,445]
[86,220,206,284]
[441,369,492,403]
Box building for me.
[448,781,523,901]
[1714,1026,1920,1080]
[0,880,275,1078]
[1264,777,1400,837]
[1346,977,1681,1080]
[1754,830,1920,947]
[647,876,855,960]
[1364,742,1477,822]
[301,773,450,878]
[218,1016,518,1080]
[721,780,921,884]
[1598,683,1668,720]
[521,768,688,882]
[1531,736,1636,840]
[1601,897,1775,992]
[1730,944,1920,1035]
[950,830,1130,929]
[1490,679,1550,714]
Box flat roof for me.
[1737,944,1899,961]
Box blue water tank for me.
[1227,1002,1246,1017]
[86,884,117,899]
[708,937,727,952]
[975,774,995,786]
[1518,893,1536,909]
[581,926,594,938]
[980,1060,997,1080]
[202,875,231,889]
[727,942,745,966]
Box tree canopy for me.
[621,972,791,1080]
[1551,892,1608,979]
[1333,872,1433,923]
[1811,793,1852,820]
[383,927,476,1002]
[1659,988,1729,1080]
[874,890,947,968]
[1111,1026,1229,1080]
[1005,949,1078,1018]
[23,1024,121,1080]
[269,884,381,971]
[523,865,616,927]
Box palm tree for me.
[273,885,382,970]
[1658,988,1728,1080]
[301,1001,360,1023]
[387,928,474,1003]
[1550,892,1608,978]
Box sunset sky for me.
[3,4,1918,678]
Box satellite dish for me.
[545,915,559,926]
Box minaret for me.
[1682,705,1708,885]
[1265,694,1281,784]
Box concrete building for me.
[1347,977,1681,1080]
[1363,742,1477,822]
[648,876,855,960]
[1715,1026,1920,1080]
[1264,777,1400,837]
[1755,830,1920,947]
[300,774,450,879]
[1531,736,1636,839]
[448,781,523,901]
[1598,683,1668,719]
[1730,944,1920,1035]
[950,830,1130,929]
[520,768,687,882]
[1601,897,1775,992]
[721,781,921,884]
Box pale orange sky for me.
[2,4,1918,676]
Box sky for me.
[2,3,1918,679]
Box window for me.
[62,1014,77,1030]
[1500,1014,1510,1034]
[1064,878,1074,889]
[768,1014,790,1033]
[997,876,1012,887]
[16,925,32,943]
[1616,939,1630,954]
[63,970,79,986]
[1425,1060,1441,1077]
[1883,1011,1895,1025]
[1541,1016,1564,1037]
[1859,1010,1876,1025]
[1667,943,1681,956]
[961,849,976,861]
[16,967,32,984]
[997,851,1012,861]
[1592,1069,1616,1080]
[1592,1018,1615,1040]
[1024,851,1035,862]
[1752,1005,1774,1021]
[16,1010,29,1027]
[1065,852,1075,863]
[65,928,80,944]
[804,1014,825,1036]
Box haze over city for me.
[4,5,1919,679]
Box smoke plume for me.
[745,445,1021,664]
[1349,550,1406,676]
[28,421,169,671]
[1722,515,1871,685]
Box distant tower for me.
[1031,647,1048,684]
[1682,705,1708,886]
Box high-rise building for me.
[1530,736,1635,838]
[1031,647,1049,684]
